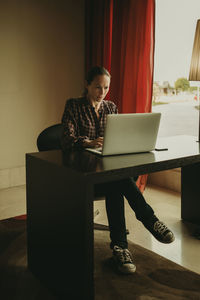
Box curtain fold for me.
[110,0,155,113]
[85,0,113,73]
[85,0,155,192]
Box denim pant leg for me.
[116,177,154,222]
[94,177,154,249]
[94,182,128,249]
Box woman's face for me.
[86,75,110,104]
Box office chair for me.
[37,124,130,233]
[37,123,62,151]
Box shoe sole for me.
[118,265,136,274]
[155,234,175,244]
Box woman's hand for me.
[83,137,103,148]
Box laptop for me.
[85,112,161,156]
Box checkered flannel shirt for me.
[61,97,118,150]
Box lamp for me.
[189,19,200,141]
[189,19,200,238]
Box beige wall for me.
[0,0,85,172]
[148,168,181,193]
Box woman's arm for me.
[61,99,88,150]
[61,99,104,150]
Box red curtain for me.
[85,0,113,72]
[86,0,155,192]
[85,0,113,99]
[110,0,155,113]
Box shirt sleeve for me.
[61,99,88,150]
[113,102,118,114]
[108,100,118,114]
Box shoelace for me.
[154,221,168,234]
[114,247,133,264]
[123,249,133,263]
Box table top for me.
[27,135,200,183]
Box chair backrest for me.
[37,123,63,151]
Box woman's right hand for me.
[83,137,103,148]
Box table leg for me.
[181,163,200,225]
[26,156,94,299]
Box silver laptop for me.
[86,113,161,156]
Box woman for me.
[61,66,175,274]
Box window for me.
[152,0,200,138]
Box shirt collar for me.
[83,96,105,112]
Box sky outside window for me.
[154,0,200,86]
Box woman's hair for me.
[83,66,111,96]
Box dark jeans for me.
[94,177,154,249]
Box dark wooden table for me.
[26,135,200,299]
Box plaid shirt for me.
[61,97,118,150]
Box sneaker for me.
[143,216,175,244]
[112,245,136,274]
